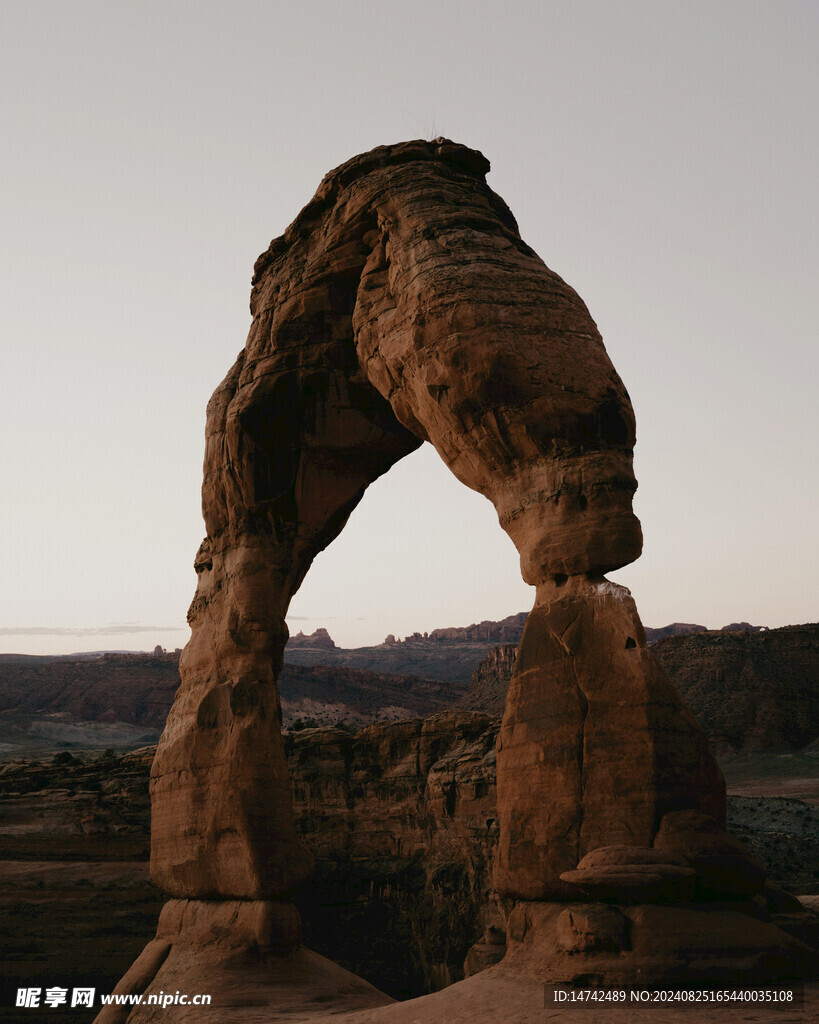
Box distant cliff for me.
[286,711,499,995]
[644,621,768,644]
[282,635,503,684]
[426,612,528,643]
[457,644,517,716]
[282,615,766,679]
[278,663,464,727]
[0,652,180,729]
[0,654,464,755]
[287,627,337,650]
[0,714,500,997]
[653,624,819,754]
[644,622,708,643]
[282,613,528,683]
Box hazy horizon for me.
[0,589,811,660]
[2,1,816,655]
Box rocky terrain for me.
[278,663,465,727]
[0,653,180,728]
[285,615,759,677]
[0,652,466,757]
[1,714,817,1018]
[0,653,178,758]
[642,621,765,643]
[3,615,809,1015]
[644,621,709,643]
[457,644,517,716]
[654,624,819,754]
[3,131,817,1019]
[3,618,812,761]
[282,626,521,685]
[0,747,159,1023]
[425,612,528,643]
[287,712,500,996]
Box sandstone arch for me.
[152,138,664,902]
[104,142,811,1021]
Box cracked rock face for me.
[494,577,726,899]
[149,139,721,910]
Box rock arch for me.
[105,142,809,1020]
[151,137,665,900]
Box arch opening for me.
[284,442,534,653]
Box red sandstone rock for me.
[558,845,697,903]
[494,576,725,899]
[559,866,697,904]
[110,140,806,1013]
[151,138,644,905]
[576,846,690,869]
[503,900,815,989]
[555,904,630,952]
[654,809,767,897]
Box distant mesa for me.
[287,627,337,650]
[288,614,530,651]
[427,611,528,643]
[643,622,708,644]
[1,614,806,758]
[644,622,768,644]
[283,615,530,685]
[287,616,767,652]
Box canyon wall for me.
[286,711,499,995]
[654,625,819,754]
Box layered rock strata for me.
[106,139,810,1018]
[288,712,499,995]
[654,624,819,754]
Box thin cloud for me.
[286,615,341,621]
[0,624,187,638]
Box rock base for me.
[93,899,392,1024]
[502,900,816,987]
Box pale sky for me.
[1,1,816,655]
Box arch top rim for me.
[252,138,491,285]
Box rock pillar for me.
[494,576,726,899]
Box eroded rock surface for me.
[151,137,646,908]
[461,623,819,758]
[111,139,809,1016]
[494,577,725,899]
[4,727,817,1017]
[288,711,499,994]
[458,643,518,716]
[654,624,819,754]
